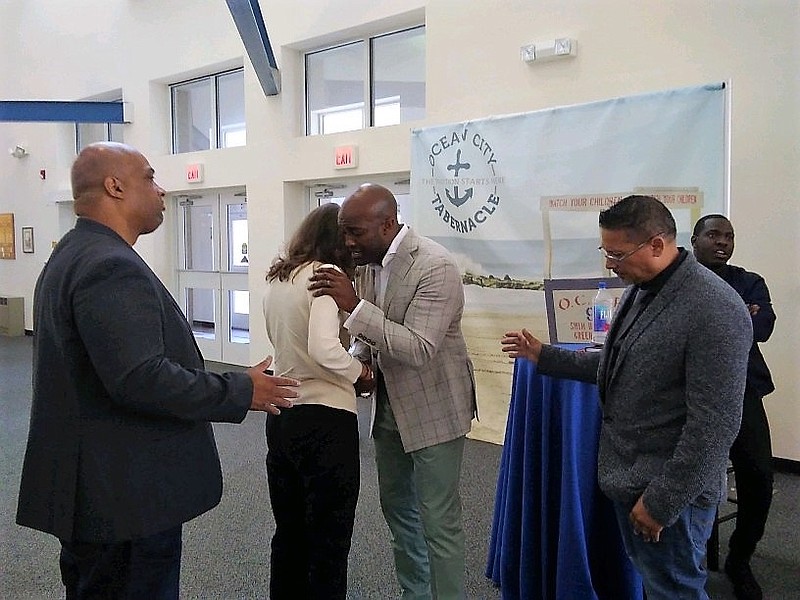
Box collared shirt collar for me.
[379,224,409,270]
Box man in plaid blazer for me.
[311,183,477,599]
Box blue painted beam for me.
[226,0,280,96]
[0,101,129,123]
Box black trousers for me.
[728,385,774,564]
[59,525,182,600]
[266,404,360,600]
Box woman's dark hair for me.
[267,203,351,282]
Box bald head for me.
[344,183,398,221]
[338,184,402,266]
[72,142,137,212]
[70,142,166,245]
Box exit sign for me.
[186,163,204,183]
[334,145,358,169]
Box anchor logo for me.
[445,149,473,207]
[424,126,502,235]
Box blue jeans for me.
[613,501,715,600]
[60,525,182,600]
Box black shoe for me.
[724,557,763,600]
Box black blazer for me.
[17,218,252,543]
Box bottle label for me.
[593,305,611,333]
[592,304,612,344]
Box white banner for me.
[410,83,727,444]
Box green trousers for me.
[373,395,466,600]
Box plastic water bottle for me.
[592,282,614,345]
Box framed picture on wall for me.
[0,213,15,259]
[21,226,34,254]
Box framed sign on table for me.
[544,277,627,344]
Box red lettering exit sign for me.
[334,145,358,169]
[186,163,204,183]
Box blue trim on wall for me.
[0,101,126,123]
[225,0,280,96]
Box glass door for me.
[176,189,250,365]
[220,192,250,365]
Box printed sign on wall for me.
[410,83,727,444]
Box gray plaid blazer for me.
[348,228,477,452]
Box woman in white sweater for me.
[262,203,373,600]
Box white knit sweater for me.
[263,261,361,413]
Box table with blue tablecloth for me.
[486,353,643,600]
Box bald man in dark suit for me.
[16,142,298,599]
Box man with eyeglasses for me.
[501,195,752,600]
[692,214,775,600]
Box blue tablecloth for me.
[486,356,643,600]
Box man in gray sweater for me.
[502,195,752,600]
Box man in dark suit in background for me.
[692,214,776,600]
[16,142,299,600]
[502,196,752,600]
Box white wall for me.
[1,0,797,460]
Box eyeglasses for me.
[598,232,664,263]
